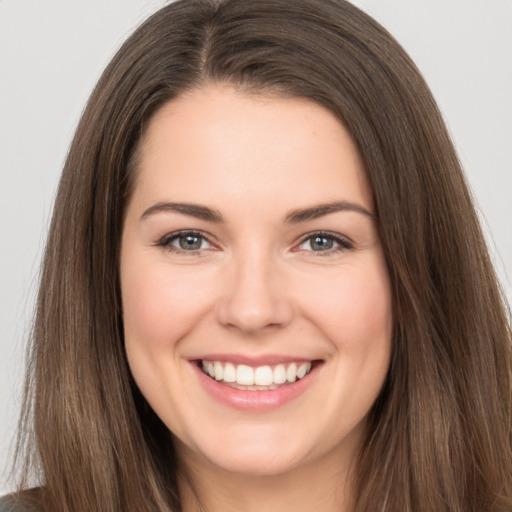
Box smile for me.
[191,356,322,411]
[201,360,313,390]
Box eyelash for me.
[156,230,353,255]
[296,231,354,254]
[157,230,215,255]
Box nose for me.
[215,249,294,335]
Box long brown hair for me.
[11,0,512,510]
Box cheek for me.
[120,258,215,351]
[120,258,218,415]
[298,264,393,349]
[341,275,392,342]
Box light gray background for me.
[1,0,511,494]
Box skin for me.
[120,85,393,512]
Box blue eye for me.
[159,231,212,252]
[298,232,352,253]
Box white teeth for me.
[273,364,287,384]
[214,361,223,381]
[297,362,311,379]
[236,364,254,385]
[286,363,297,383]
[254,365,273,386]
[201,360,314,387]
[223,362,236,383]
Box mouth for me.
[192,357,323,411]
[197,359,317,391]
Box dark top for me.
[0,497,25,512]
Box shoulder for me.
[0,489,45,512]
[0,496,18,512]
[0,493,36,512]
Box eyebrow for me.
[141,202,224,222]
[140,200,374,224]
[283,201,375,224]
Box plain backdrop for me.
[1,0,511,494]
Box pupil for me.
[312,236,333,251]
[180,235,201,250]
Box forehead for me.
[130,85,372,215]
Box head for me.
[21,0,511,510]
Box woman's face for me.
[120,85,392,477]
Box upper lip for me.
[191,353,320,366]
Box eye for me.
[297,232,353,253]
[158,231,214,253]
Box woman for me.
[3,0,511,510]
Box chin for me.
[205,450,306,478]
[174,427,308,476]
[178,425,337,479]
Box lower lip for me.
[192,362,320,412]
